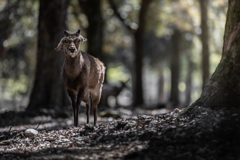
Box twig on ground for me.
[8,126,12,133]
[35,121,42,130]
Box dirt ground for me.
[0,106,240,160]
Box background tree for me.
[199,0,210,89]
[77,0,109,82]
[0,0,39,110]
[78,0,103,60]
[0,1,20,59]
[108,0,152,106]
[169,28,181,106]
[185,46,194,105]
[27,0,70,112]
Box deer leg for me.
[75,88,86,127]
[67,90,77,126]
[93,105,98,125]
[74,97,80,127]
[86,92,92,124]
[92,101,98,126]
[115,97,119,108]
[86,104,90,123]
[88,93,97,125]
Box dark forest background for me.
[0,0,228,113]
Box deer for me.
[55,29,105,126]
[100,79,129,107]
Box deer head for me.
[55,30,87,58]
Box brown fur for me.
[55,30,105,126]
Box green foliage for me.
[0,0,38,102]
[107,65,131,84]
[0,75,30,100]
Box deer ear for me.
[80,35,87,43]
[76,29,81,34]
[75,30,81,36]
[64,30,70,36]
[55,38,64,51]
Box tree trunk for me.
[78,0,107,82]
[133,31,144,106]
[78,0,103,59]
[169,29,181,106]
[27,0,70,111]
[184,0,240,111]
[108,0,152,106]
[132,0,152,106]
[199,0,210,89]
[158,62,164,103]
[0,1,19,59]
[185,54,194,105]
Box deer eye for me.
[63,40,67,43]
[77,39,81,43]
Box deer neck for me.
[64,51,84,78]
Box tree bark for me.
[199,0,210,89]
[183,0,240,113]
[27,0,70,111]
[169,29,181,106]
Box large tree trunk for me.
[169,29,181,106]
[184,0,240,112]
[199,0,210,89]
[27,0,70,111]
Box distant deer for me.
[55,30,105,126]
[100,79,129,107]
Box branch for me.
[108,0,137,33]
[35,121,42,130]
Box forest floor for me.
[0,106,240,160]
